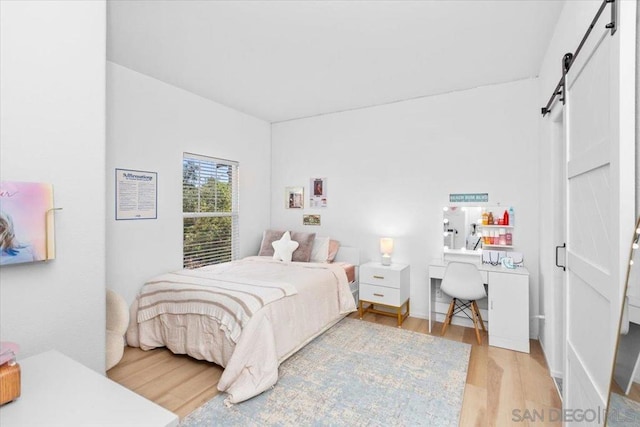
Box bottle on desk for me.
[499,228,507,245]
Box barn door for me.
[562,1,635,424]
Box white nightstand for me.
[359,262,410,327]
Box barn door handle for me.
[555,243,566,271]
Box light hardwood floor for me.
[108,313,562,425]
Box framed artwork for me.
[310,177,327,208]
[115,169,158,220]
[286,186,304,209]
[0,181,55,266]
[303,214,321,226]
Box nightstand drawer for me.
[360,283,401,306]
[360,266,403,289]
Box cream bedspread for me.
[126,257,356,404]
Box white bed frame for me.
[334,246,360,304]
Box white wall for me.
[271,78,540,335]
[0,1,106,371]
[106,63,271,306]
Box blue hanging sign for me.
[449,193,489,203]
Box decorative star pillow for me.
[272,231,299,262]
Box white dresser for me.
[359,262,410,327]
[428,259,530,353]
[0,350,178,427]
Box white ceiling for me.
[107,0,564,123]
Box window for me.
[183,153,239,268]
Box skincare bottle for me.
[508,207,515,226]
[503,210,509,226]
[506,231,513,246]
[487,212,494,226]
[499,228,506,245]
[482,211,488,225]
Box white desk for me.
[0,350,178,427]
[428,259,530,353]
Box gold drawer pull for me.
[373,275,384,279]
[373,293,384,297]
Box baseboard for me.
[409,311,428,320]
[539,336,563,378]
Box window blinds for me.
[182,153,239,268]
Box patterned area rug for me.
[608,393,640,426]
[181,318,471,426]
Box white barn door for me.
[562,1,635,424]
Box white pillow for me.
[310,236,330,263]
[272,231,299,262]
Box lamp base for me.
[381,255,391,266]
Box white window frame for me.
[182,152,239,268]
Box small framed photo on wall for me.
[310,177,327,208]
[303,214,321,226]
[286,186,304,209]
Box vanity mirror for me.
[442,206,483,256]
[608,216,640,425]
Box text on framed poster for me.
[116,169,157,220]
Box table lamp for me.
[380,237,394,266]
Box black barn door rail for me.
[541,0,617,116]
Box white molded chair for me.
[440,262,487,344]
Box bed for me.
[125,246,359,404]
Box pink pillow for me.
[258,230,286,256]
[327,239,340,262]
[290,231,316,262]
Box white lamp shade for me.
[380,238,394,255]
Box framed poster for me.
[0,181,55,265]
[116,169,157,220]
[303,214,321,226]
[286,186,304,209]
[310,177,327,208]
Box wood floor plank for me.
[172,386,222,419]
[111,315,562,423]
[460,383,487,427]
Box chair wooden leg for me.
[473,301,486,332]
[470,301,482,345]
[441,299,455,336]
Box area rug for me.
[608,392,640,426]
[180,317,471,426]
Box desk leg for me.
[359,300,363,319]
[428,277,436,333]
